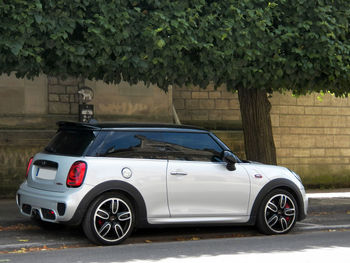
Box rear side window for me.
[45,129,96,156]
[91,131,167,159]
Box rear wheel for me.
[256,189,298,235]
[82,192,135,245]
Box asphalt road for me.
[1,230,350,263]
[0,191,349,259]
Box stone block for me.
[315,135,334,147]
[70,103,79,114]
[298,135,316,148]
[59,94,69,103]
[304,106,324,115]
[176,110,191,121]
[49,102,70,114]
[173,99,185,110]
[326,148,340,157]
[48,94,59,102]
[49,85,66,94]
[209,91,221,99]
[274,135,281,148]
[340,149,350,157]
[199,99,215,109]
[291,148,310,157]
[67,86,78,94]
[47,76,59,85]
[185,99,199,110]
[296,94,315,106]
[280,135,299,147]
[191,110,208,120]
[192,91,208,99]
[276,148,291,157]
[215,99,229,110]
[228,99,240,109]
[334,135,350,148]
[338,107,350,116]
[270,114,279,126]
[310,148,325,157]
[272,127,290,135]
[208,110,223,121]
[222,110,240,120]
[178,91,191,99]
[322,107,339,115]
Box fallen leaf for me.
[144,240,152,243]
[18,240,29,242]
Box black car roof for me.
[57,121,208,132]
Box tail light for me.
[66,161,87,187]
[26,157,34,179]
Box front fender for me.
[248,178,306,225]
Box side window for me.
[161,132,223,162]
[92,131,167,159]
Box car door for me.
[163,132,251,217]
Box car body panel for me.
[167,161,250,217]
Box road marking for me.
[306,192,350,199]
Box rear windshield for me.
[44,129,96,156]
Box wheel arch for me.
[66,180,148,227]
[248,178,306,225]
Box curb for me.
[306,192,350,199]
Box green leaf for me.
[34,14,42,24]
[156,39,166,49]
[10,42,23,56]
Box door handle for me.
[170,171,188,176]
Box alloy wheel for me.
[264,194,296,233]
[93,198,132,242]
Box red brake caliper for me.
[285,203,290,222]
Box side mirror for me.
[222,151,236,171]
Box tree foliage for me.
[1,0,350,96]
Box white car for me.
[17,122,308,245]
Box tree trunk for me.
[238,87,277,165]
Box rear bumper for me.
[16,181,93,223]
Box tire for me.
[82,192,135,245]
[256,189,298,235]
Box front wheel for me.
[82,192,135,245]
[256,189,298,235]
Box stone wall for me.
[270,92,350,188]
[173,84,241,129]
[0,130,54,198]
[85,80,172,122]
[48,76,81,115]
